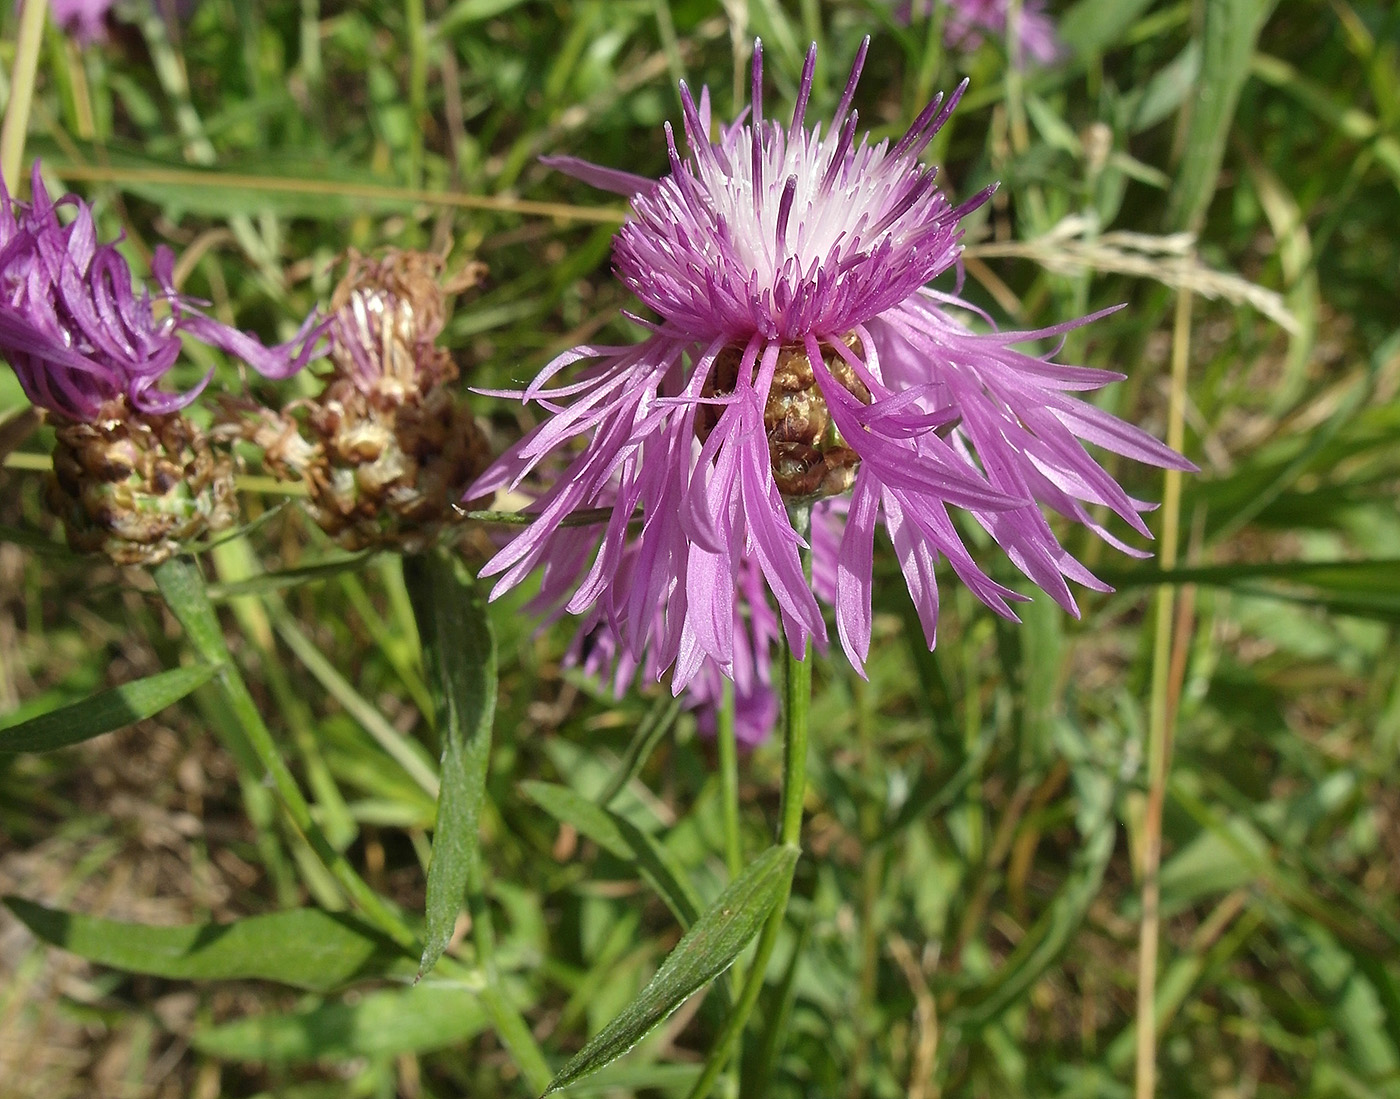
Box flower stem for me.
[686,589,811,1099]
[0,0,48,191]
[153,556,418,951]
[716,676,745,1091]
[718,677,744,882]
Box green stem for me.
[153,557,418,951]
[718,678,744,881]
[685,623,811,1099]
[716,677,745,1091]
[0,0,47,190]
[777,631,812,850]
[405,0,426,189]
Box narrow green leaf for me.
[0,664,216,753]
[595,693,685,806]
[205,549,376,600]
[522,780,703,928]
[153,556,229,665]
[545,843,799,1095]
[1167,0,1275,232]
[403,550,496,980]
[1057,0,1157,56]
[6,898,414,992]
[192,984,489,1062]
[1099,558,1400,622]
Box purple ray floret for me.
[0,165,321,423]
[469,41,1193,694]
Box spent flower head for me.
[248,249,491,552]
[471,41,1192,696]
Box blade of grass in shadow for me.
[270,606,440,797]
[595,693,685,807]
[1167,0,1276,233]
[522,780,704,930]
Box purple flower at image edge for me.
[0,164,321,423]
[900,0,1063,67]
[469,40,1192,715]
[44,0,118,45]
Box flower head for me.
[898,0,1063,67]
[0,164,319,425]
[247,250,491,552]
[49,0,119,45]
[471,41,1192,696]
[0,164,322,564]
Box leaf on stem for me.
[403,549,496,980]
[544,843,799,1095]
[0,663,216,752]
[6,898,415,992]
[193,984,490,1062]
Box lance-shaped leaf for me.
[6,898,415,992]
[403,549,496,979]
[0,664,216,753]
[193,984,490,1062]
[545,843,799,1095]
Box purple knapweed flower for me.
[569,537,783,747]
[44,0,118,45]
[899,0,1063,67]
[470,40,1191,694]
[0,164,319,425]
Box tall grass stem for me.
[1,0,48,191]
[1135,285,1193,1099]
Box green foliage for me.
[404,549,497,979]
[2,2,1398,1098]
[546,844,800,1094]
[5,899,415,992]
[0,663,215,752]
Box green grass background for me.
[2,1,1400,1097]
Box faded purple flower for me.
[470,41,1190,696]
[46,0,118,45]
[0,164,319,424]
[899,0,1063,67]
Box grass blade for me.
[523,779,704,928]
[1167,0,1275,232]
